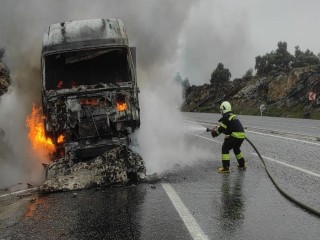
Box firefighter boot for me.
[218,167,230,173]
[237,158,246,170]
[218,160,230,173]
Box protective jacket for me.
[215,112,245,139]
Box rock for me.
[40,145,146,193]
[138,172,146,180]
[267,72,299,102]
[182,65,320,117]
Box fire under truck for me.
[41,19,140,161]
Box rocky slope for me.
[182,65,320,118]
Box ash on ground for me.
[41,145,146,193]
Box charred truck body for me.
[42,19,140,160]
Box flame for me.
[25,104,56,155]
[57,134,65,144]
[117,102,127,111]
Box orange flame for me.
[117,102,127,111]
[25,105,56,154]
[57,134,65,144]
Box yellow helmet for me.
[220,101,232,114]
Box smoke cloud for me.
[178,0,253,83]
[0,90,44,187]
[136,82,212,175]
[0,0,207,187]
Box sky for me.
[0,0,320,85]
[178,0,320,83]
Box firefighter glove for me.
[211,129,219,138]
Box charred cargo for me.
[41,19,140,160]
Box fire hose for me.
[206,127,320,217]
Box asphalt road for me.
[1,113,320,239]
[183,112,320,139]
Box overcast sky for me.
[178,0,320,83]
[0,0,320,85]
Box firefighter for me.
[211,101,246,173]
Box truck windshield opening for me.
[44,48,131,90]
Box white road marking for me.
[184,119,320,146]
[246,130,320,147]
[184,118,320,131]
[161,183,209,240]
[0,187,39,198]
[251,153,320,178]
[187,132,320,178]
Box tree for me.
[182,78,190,89]
[210,63,231,84]
[243,68,253,79]
[0,48,5,60]
[255,41,293,75]
[273,41,293,71]
[255,53,275,75]
[173,72,183,85]
[255,41,320,76]
[292,46,320,68]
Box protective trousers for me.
[221,136,245,169]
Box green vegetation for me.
[0,48,5,60]
[203,103,320,120]
[242,68,253,79]
[182,78,190,89]
[255,41,320,76]
[174,72,190,89]
[237,109,260,116]
[197,106,213,112]
[183,41,320,120]
[292,46,320,68]
[255,41,293,75]
[266,105,304,118]
[210,63,231,84]
[310,110,320,119]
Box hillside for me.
[182,65,320,119]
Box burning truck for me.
[38,19,145,191]
[42,19,140,159]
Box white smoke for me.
[136,81,212,174]
[0,89,44,188]
[0,0,216,187]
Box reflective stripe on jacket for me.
[216,112,245,139]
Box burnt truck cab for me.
[41,19,140,160]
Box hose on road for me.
[245,137,320,217]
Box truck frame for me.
[41,19,140,160]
